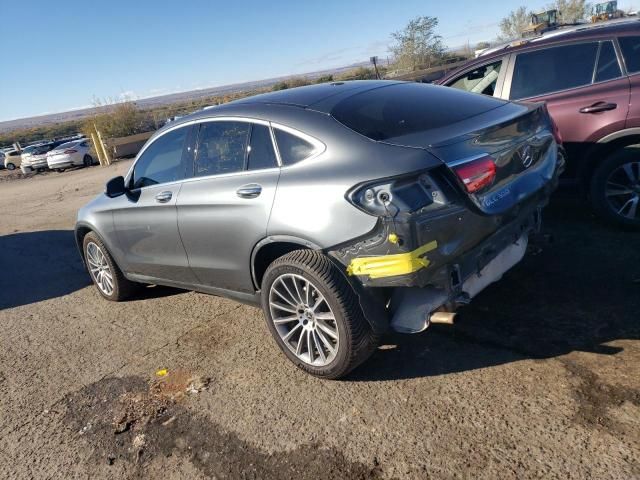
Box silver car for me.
[76,81,563,378]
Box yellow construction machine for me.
[522,10,560,37]
[592,1,624,22]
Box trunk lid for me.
[382,102,558,215]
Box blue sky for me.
[0,0,635,121]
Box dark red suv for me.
[438,20,640,229]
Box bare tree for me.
[548,0,591,23]
[389,16,445,70]
[499,6,531,40]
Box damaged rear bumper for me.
[329,168,558,334]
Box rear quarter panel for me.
[265,112,443,249]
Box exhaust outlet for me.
[429,311,456,325]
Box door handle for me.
[579,102,617,114]
[236,184,262,199]
[155,191,173,203]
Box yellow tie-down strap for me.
[346,240,438,279]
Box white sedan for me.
[46,140,95,172]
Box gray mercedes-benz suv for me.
[76,80,563,378]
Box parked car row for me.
[437,19,640,229]
[2,136,94,173]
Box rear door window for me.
[247,124,277,170]
[448,60,503,96]
[194,121,250,177]
[510,42,599,99]
[619,36,640,74]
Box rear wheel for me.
[56,169,65,173]
[83,155,94,167]
[83,232,138,301]
[6,163,15,171]
[261,250,379,379]
[590,146,640,230]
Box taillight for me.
[348,171,437,216]
[63,149,78,154]
[453,156,496,193]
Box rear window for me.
[331,83,505,141]
[619,36,640,74]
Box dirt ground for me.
[0,162,638,479]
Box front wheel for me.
[83,155,94,167]
[261,250,379,379]
[590,146,640,230]
[83,232,138,301]
[6,163,15,171]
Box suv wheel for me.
[6,163,15,170]
[261,250,379,379]
[83,232,138,301]
[591,146,640,230]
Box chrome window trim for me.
[126,116,283,190]
[268,123,283,167]
[504,39,625,101]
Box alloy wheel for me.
[268,273,339,367]
[605,161,640,221]
[86,242,114,296]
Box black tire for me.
[83,232,138,301]
[83,155,93,167]
[261,250,379,379]
[590,145,640,230]
[56,169,65,173]
[6,163,15,170]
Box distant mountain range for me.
[0,61,371,133]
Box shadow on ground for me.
[349,194,640,381]
[0,230,182,309]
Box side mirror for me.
[105,176,126,198]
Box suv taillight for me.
[453,156,496,193]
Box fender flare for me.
[250,235,323,289]
[74,221,126,272]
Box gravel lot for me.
[0,162,638,479]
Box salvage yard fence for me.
[87,124,153,166]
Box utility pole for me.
[370,56,381,79]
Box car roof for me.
[440,19,640,84]
[478,18,640,59]
[155,80,404,136]
[229,80,397,108]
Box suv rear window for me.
[510,42,599,99]
[331,83,505,141]
[619,36,640,74]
